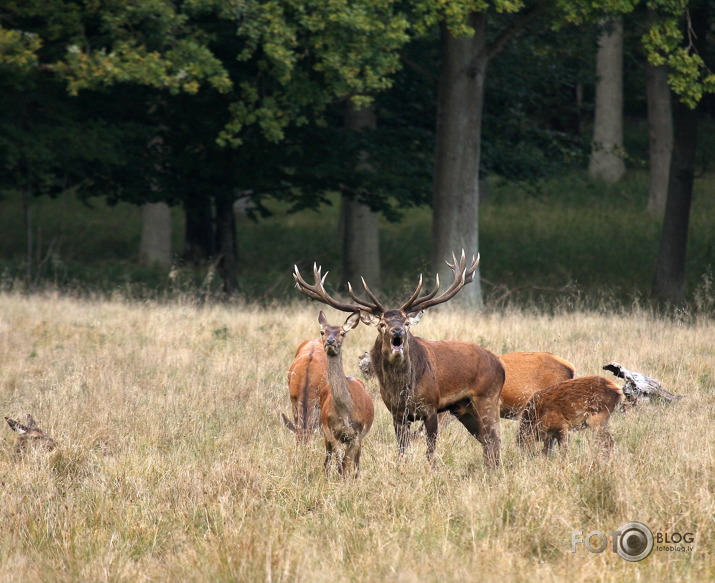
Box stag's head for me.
[363,309,423,364]
[318,310,360,357]
[294,251,479,365]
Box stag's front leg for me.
[393,417,412,456]
[423,413,439,467]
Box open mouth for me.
[391,336,404,353]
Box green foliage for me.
[641,1,715,108]
[411,0,524,35]
[0,28,42,69]
[220,0,411,145]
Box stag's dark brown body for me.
[499,352,575,419]
[369,325,504,466]
[517,375,623,456]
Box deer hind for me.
[281,338,329,443]
[5,414,57,453]
[317,311,374,477]
[294,250,504,468]
[516,376,623,457]
[499,352,576,419]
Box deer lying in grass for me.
[318,311,374,477]
[499,352,575,418]
[516,376,623,457]
[295,251,504,468]
[281,338,329,443]
[5,414,57,453]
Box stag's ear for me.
[360,312,381,327]
[343,311,361,332]
[406,311,424,326]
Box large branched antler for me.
[293,263,383,315]
[401,250,479,313]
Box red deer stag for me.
[294,251,505,468]
[281,339,329,443]
[516,376,623,457]
[5,414,57,453]
[318,311,374,477]
[499,352,575,418]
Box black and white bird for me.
[603,362,684,404]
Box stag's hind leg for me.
[456,401,501,468]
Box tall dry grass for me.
[0,292,712,582]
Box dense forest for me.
[0,1,714,307]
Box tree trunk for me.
[589,16,626,183]
[139,202,172,268]
[651,1,708,303]
[646,61,673,218]
[215,195,239,295]
[340,102,381,291]
[651,95,699,303]
[182,195,214,264]
[432,13,487,308]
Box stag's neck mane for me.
[371,334,430,388]
[325,352,354,413]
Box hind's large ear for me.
[318,310,329,328]
[406,311,424,326]
[343,311,361,332]
[360,312,380,327]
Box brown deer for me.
[499,352,576,418]
[359,349,575,419]
[516,376,623,457]
[281,339,329,443]
[294,251,504,468]
[318,311,374,477]
[5,414,57,453]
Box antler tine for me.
[398,273,425,311]
[293,264,367,313]
[407,250,480,312]
[346,281,384,312]
[359,277,386,312]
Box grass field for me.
[0,292,712,582]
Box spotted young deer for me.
[516,376,623,457]
[318,311,374,477]
[281,339,329,443]
[499,352,576,419]
[5,414,57,453]
[294,251,505,468]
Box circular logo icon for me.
[615,521,654,562]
